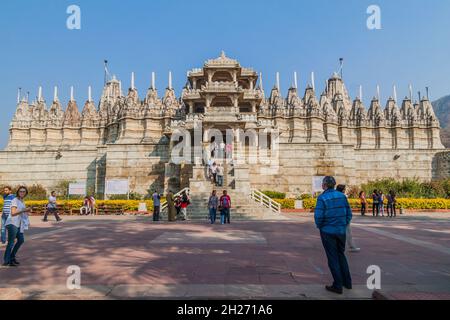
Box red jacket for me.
[220,195,231,209]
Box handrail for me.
[249,189,281,214]
[160,187,190,212]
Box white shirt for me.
[5,198,25,228]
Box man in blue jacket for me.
[314,176,352,294]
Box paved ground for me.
[0,213,449,300]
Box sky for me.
[0,0,449,148]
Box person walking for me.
[336,185,360,253]
[220,141,226,159]
[211,162,218,185]
[219,190,231,224]
[180,191,190,221]
[43,191,62,222]
[387,190,397,218]
[216,164,224,187]
[3,186,31,267]
[1,186,15,244]
[359,191,367,216]
[174,195,182,219]
[152,190,161,221]
[314,176,352,294]
[208,190,219,224]
[167,190,176,222]
[372,190,380,217]
[379,191,385,217]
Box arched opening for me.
[212,71,233,82]
[211,96,233,107]
[239,102,252,113]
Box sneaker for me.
[349,247,361,252]
[325,285,343,294]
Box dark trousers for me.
[209,208,217,224]
[320,231,352,290]
[387,204,396,217]
[3,225,25,264]
[372,203,380,216]
[220,208,230,224]
[153,205,160,221]
[361,203,366,216]
[44,208,61,221]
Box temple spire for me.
[376,85,380,101]
[359,85,363,101]
[88,86,92,102]
[409,84,413,101]
[393,85,397,102]
[70,86,74,101]
[276,72,280,91]
[311,72,315,91]
[152,72,156,89]
[169,71,172,89]
[38,86,43,102]
[294,72,298,89]
[131,72,135,90]
[17,88,21,104]
[54,86,58,102]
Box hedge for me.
[0,200,155,212]
[273,198,450,210]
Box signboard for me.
[105,179,129,195]
[68,182,86,195]
[312,176,325,193]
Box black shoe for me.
[344,284,352,290]
[2,263,9,267]
[11,259,20,265]
[7,263,18,267]
[325,285,343,294]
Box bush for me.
[108,192,143,200]
[358,178,450,199]
[23,184,48,200]
[262,190,286,199]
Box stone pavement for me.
[0,213,449,300]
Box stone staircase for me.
[185,161,285,221]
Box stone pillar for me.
[188,102,194,114]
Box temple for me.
[0,52,447,203]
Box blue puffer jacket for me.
[314,188,352,235]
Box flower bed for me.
[273,198,450,210]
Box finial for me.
[38,86,43,102]
[152,72,156,89]
[88,86,92,102]
[54,86,58,102]
[276,72,280,91]
[169,71,172,89]
[294,72,298,89]
[131,72,135,90]
[259,72,263,90]
[393,85,397,102]
[119,81,122,96]
[409,84,413,101]
[311,72,315,91]
[376,85,380,101]
[17,87,21,104]
[221,50,226,58]
[359,85,363,101]
[70,86,74,102]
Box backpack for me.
[221,196,230,209]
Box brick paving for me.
[0,214,449,300]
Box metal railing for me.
[160,187,190,212]
[249,189,281,214]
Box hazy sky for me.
[0,0,449,148]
